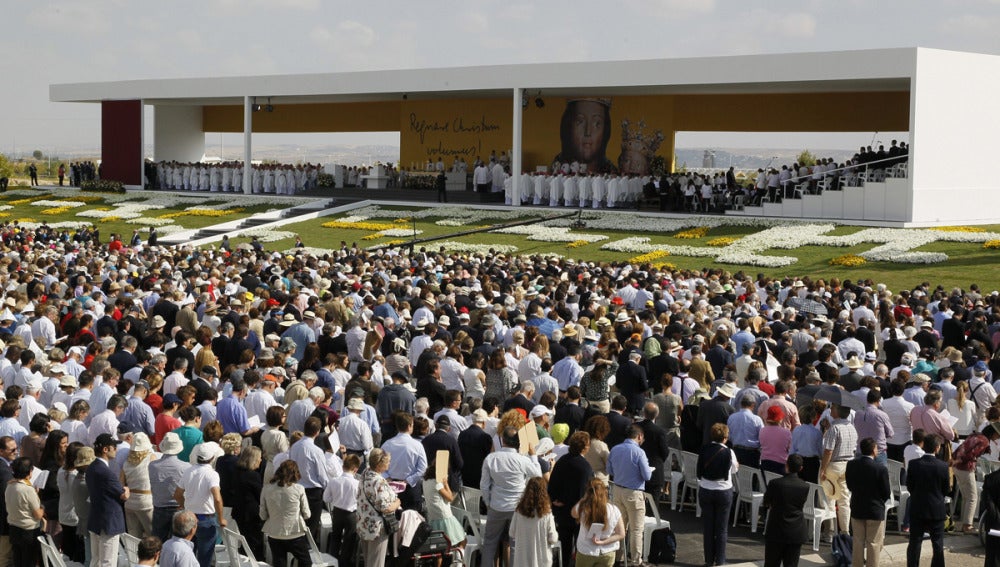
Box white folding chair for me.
[461,486,487,529]
[887,459,909,533]
[680,451,701,516]
[805,482,838,551]
[451,506,482,567]
[666,449,685,511]
[305,529,338,567]
[642,492,670,561]
[222,527,272,567]
[38,536,66,567]
[732,467,765,533]
[119,533,141,566]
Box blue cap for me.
[163,393,182,406]
[975,360,989,372]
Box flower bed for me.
[80,180,125,193]
[829,254,867,267]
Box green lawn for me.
[0,188,279,237]
[7,189,998,293]
[228,206,1000,292]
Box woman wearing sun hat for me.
[121,432,157,537]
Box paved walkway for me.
[661,499,984,566]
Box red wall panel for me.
[101,100,142,185]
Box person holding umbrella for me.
[820,403,859,540]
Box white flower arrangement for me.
[30,200,86,208]
[237,228,297,243]
[155,225,189,235]
[125,217,177,227]
[284,246,337,256]
[0,206,11,211]
[430,241,519,254]
[76,209,144,220]
[18,221,93,230]
[492,225,608,243]
[379,228,423,237]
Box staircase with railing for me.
[727,156,910,223]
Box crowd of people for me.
[151,161,323,194]
[489,141,912,213]
[0,221,994,567]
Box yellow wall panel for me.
[398,98,512,170]
[673,92,909,132]
[200,91,908,175]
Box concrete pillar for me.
[511,88,523,206]
[243,96,253,195]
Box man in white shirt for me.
[88,395,127,447]
[323,454,360,563]
[339,398,374,457]
[163,359,189,396]
[174,442,225,567]
[18,379,47,430]
[30,305,58,351]
[432,390,468,439]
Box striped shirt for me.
[822,419,858,462]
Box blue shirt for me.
[732,330,757,357]
[381,433,427,487]
[790,423,823,458]
[161,536,199,567]
[551,357,584,392]
[606,439,653,490]
[281,323,317,360]
[121,396,155,437]
[288,436,329,489]
[726,409,763,449]
[216,394,250,434]
[361,404,381,435]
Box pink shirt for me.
[759,425,792,464]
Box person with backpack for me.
[762,455,810,567]
[845,438,891,567]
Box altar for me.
[360,164,390,189]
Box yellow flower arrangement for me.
[984,240,1000,249]
[8,196,47,206]
[658,262,678,272]
[829,254,867,267]
[99,216,121,223]
[566,240,590,249]
[0,213,10,219]
[40,207,72,215]
[383,239,407,246]
[936,226,985,233]
[706,237,738,247]
[64,196,103,203]
[674,226,709,239]
[17,218,36,223]
[629,250,671,264]
[393,218,411,223]
[321,220,397,231]
[158,208,244,219]
[361,233,384,241]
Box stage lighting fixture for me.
[251,97,261,112]
[521,91,528,109]
[534,97,544,108]
[265,97,274,112]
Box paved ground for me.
[658,496,985,566]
